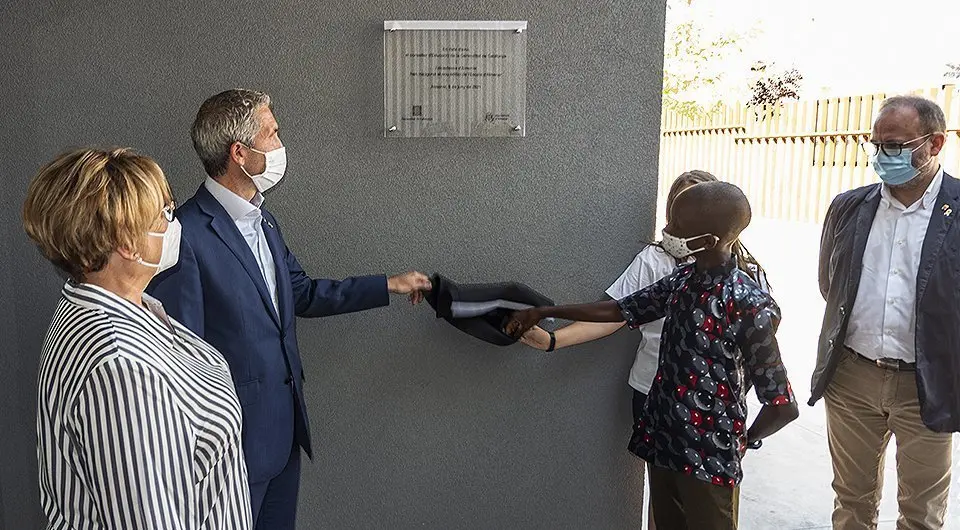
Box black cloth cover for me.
[424,273,554,346]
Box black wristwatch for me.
[546,331,557,352]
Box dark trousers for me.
[249,443,302,530]
[648,466,739,530]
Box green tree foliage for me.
[747,62,803,118]
[661,1,803,119]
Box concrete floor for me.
[726,218,960,529]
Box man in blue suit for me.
[149,89,432,529]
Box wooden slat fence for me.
[658,85,960,223]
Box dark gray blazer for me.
[810,172,960,432]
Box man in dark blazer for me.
[811,95,959,529]
[149,89,431,530]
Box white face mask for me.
[660,229,717,259]
[138,219,181,275]
[240,145,287,192]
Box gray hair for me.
[878,95,947,135]
[191,89,272,178]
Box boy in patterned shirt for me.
[506,181,798,530]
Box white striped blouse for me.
[37,282,252,529]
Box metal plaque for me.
[384,20,527,138]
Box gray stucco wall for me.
[1,0,666,528]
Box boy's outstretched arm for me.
[505,301,623,338]
[506,271,679,339]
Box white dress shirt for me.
[205,177,279,312]
[845,168,944,363]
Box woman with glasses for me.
[23,148,252,529]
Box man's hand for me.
[387,271,432,305]
[520,326,551,351]
[504,308,543,339]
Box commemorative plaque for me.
[384,20,527,137]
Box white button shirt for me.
[205,177,279,312]
[845,168,944,362]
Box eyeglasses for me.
[160,203,176,223]
[860,134,932,157]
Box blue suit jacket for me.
[148,184,389,483]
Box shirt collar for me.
[689,256,738,286]
[204,177,265,221]
[922,166,944,210]
[879,166,944,211]
[63,282,177,341]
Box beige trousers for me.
[824,348,952,530]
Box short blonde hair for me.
[22,148,173,281]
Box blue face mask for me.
[870,135,933,186]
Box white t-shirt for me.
[605,246,681,395]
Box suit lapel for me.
[845,184,882,307]
[918,173,960,303]
[260,211,293,327]
[195,185,281,328]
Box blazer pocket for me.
[235,378,261,406]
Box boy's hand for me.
[505,308,542,338]
[520,326,551,351]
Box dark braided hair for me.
[731,241,770,292]
[662,170,771,291]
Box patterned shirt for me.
[618,260,794,488]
